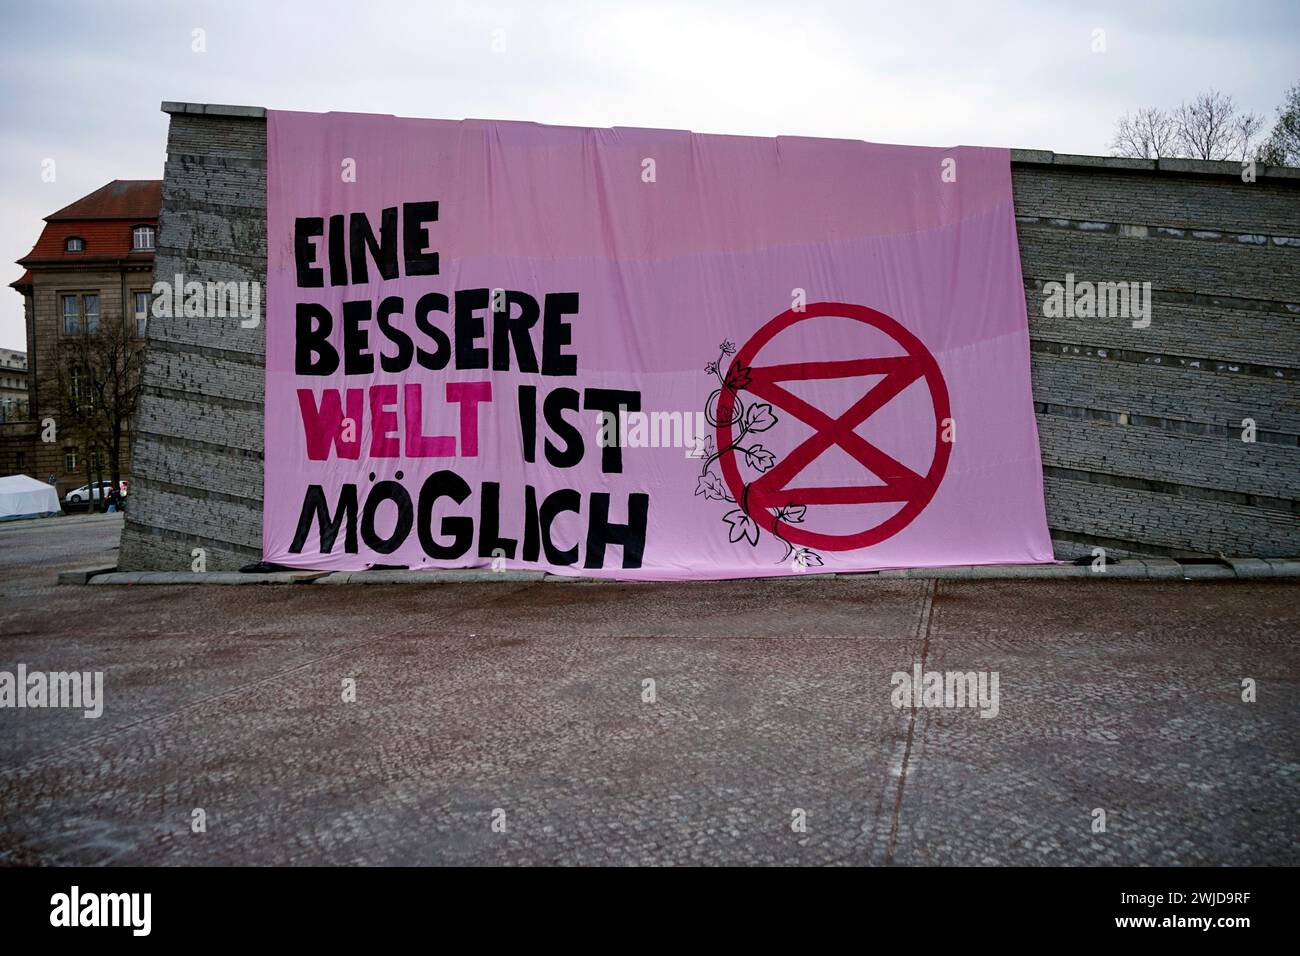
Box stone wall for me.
[119,103,1300,571]
[120,105,267,571]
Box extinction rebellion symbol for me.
[697,302,951,563]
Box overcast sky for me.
[1,0,1297,350]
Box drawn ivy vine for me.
[694,340,823,570]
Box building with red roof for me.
[2,180,160,497]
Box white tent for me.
[0,474,61,521]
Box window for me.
[132,225,155,251]
[65,236,84,253]
[61,293,100,335]
[84,294,99,334]
[69,367,95,411]
[134,291,149,337]
[63,295,79,334]
[65,448,78,472]
[15,451,24,470]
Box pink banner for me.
[264,109,1052,579]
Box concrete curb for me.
[315,569,547,585]
[68,559,1300,585]
[1226,558,1280,579]
[87,571,330,585]
[5,513,124,532]
[56,563,118,585]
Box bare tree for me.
[1173,89,1263,161]
[1259,81,1300,167]
[1234,111,1267,162]
[1110,106,1177,159]
[56,315,144,510]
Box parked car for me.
[64,481,115,505]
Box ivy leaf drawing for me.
[744,402,777,433]
[780,504,807,523]
[744,444,776,472]
[695,471,727,501]
[701,435,715,457]
[792,548,824,569]
[724,364,752,390]
[723,508,760,546]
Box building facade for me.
[0,348,28,423]
[3,180,160,496]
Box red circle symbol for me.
[715,302,951,552]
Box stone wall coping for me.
[159,102,1298,181]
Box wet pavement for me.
[0,514,1296,865]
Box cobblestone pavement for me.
[0,514,1296,865]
